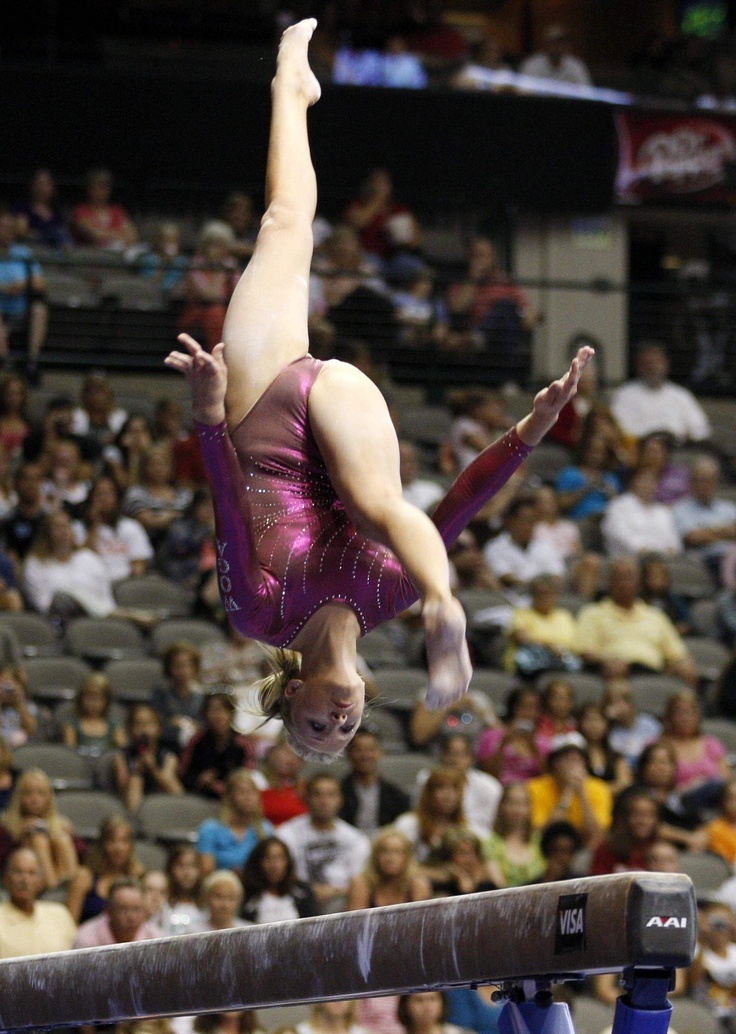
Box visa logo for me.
[559,908,585,935]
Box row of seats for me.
[0,612,225,668]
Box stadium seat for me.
[356,625,408,668]
[99,275,165,311]
[149,619,226,656]
[665,556,715,599]
[44,273,98,308]
[683,636,730,682]
[0,613,61,658]
[399,406,453,446]
[691,599,718,638]
[13,744,93,791]
[570,996,614,1034]
[137,793,220,844]
[378,752,436,796]
[669,997,720,1034]
[65,617,147,663]
[372,667,429,711]
[113,575,193,618]
[56,790,127,840]
[24,656,93,704]
[628,674,691,718]
[104,657,163,703]
[676,850,732,892]
[362,707,407,753]
[469,670,518,710]
[701,718,736,759]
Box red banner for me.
[616,110,736,204]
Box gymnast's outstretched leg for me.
[222,18,321,426]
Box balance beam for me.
[0,873,696,1032]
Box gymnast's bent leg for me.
[309,363,473,710]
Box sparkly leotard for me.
[195,355,532,647]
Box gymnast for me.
[165,18,593,761]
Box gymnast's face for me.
[285,674,365,754]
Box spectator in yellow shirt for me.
[576,556,696,684]
[504,574,580,676]
[0,846,77,958]
[527,732,612,849]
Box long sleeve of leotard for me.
[194,421,263,598]
[431,427,533,548]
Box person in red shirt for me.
[257,739,309,826]
[71,168,138,250]
[345,168,418,262]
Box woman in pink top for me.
[660,690,729,809]
[165,20,593,760]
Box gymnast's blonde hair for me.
[256,646,336,764]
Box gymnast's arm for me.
[432,346,594,548]
[166,335,263,599]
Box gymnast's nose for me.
[330,710,348,723]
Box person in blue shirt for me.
[0,210,48,383]
[555,432,621,521]
[196,769,273,875]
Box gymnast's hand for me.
[165,333,227,425]
[516,345,595,447]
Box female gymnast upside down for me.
[166,18,594,761]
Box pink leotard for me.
[195,355,532,647]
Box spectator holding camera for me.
[113,704,182,814]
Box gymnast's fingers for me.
[177,332,206,355]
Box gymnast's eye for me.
[309,721,326,733]
[342,724,356,735]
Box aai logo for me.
[646,916,688,929]
[555,893,587,954]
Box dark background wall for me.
[4,70,618,214]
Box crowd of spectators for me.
[2,146,736,1033]
[0,328,728,1030]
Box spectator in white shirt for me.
[674,456,736,572]
[611,342,711,443]
[399,440,444,514]
[603,467,682,557]
[484,496,565,605]
[519,24,592,87]
[417,733,502,836]
[276,773,371,910]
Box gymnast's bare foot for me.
[423,595,472,711]
[276,19,321,106]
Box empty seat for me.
[65,617,147,663]
[570,996,614,1034]
[99,275,166,312]
[691,598,718,638]
[137,793,220,844]
[56,790,127,840]
[677,850,732,892]
[113,575,193,618]
[669,997,721,1034]
[149,620,226,657]
[24,656,93,704]
[13,744,93,791]
[0,614,61,658]
[665,556,715,599]
[469,670,519,710]
[628,674,691,718]
[372,667,428,710]
[362,707,407,752]
[683,636,730,682]
[522,443,572,483]
[377,753,435,796]
[44,273,97,308]
[104,657,163,703]
[399,406,453,446]
[356,626,408,669]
